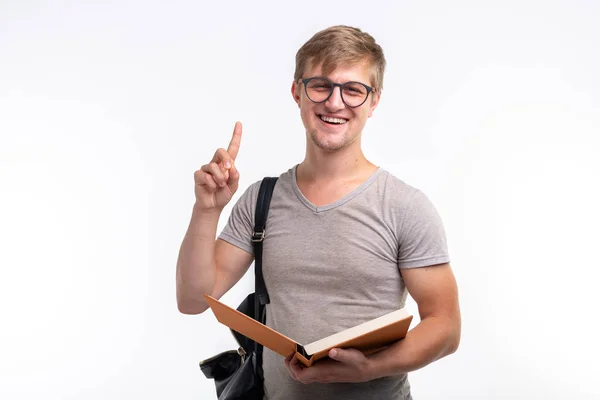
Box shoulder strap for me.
[252,177,278,311]
[252,177,278,363]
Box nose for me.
[324,85,345,111]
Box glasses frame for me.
[300,76,374,108]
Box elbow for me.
[177,301,208,315]
[176,290,209,315]
[432,315,461,359]
[446,321,461,355]
[447,334,460,355]
[176,274,211,314]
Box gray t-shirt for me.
[219,165,450,400]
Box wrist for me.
[364,357,383,381]
[185,204,222,238]
[365,346,408,380]
[192,203,223,218]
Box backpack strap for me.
[251,176,278,372]
[252,177,278,311]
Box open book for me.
[204,295,413,367]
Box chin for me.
[308,129,350,152]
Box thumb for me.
[328,348,362,364]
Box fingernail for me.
[224,161,231,169]
[330,349,337,358]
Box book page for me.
[303,308,411,356]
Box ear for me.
[367,91,381,118]
[291,81,301,108]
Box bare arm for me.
[285,263,461,383]
[176,212,254,314]
[366,263,461,376]
[176,122,254,314]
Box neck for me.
[298,139,375,183]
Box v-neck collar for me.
[291,164,383,213]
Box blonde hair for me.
[294,25,386,91]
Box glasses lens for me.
[305,78,333,103]
[341,82,369,107]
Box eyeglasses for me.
[300,77,374,108]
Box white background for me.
[1,1,599,399]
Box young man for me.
[177,25,461,399]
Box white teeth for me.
[320,115,348,124]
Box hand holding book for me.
[285,347,380,384]
[204,295,413,367]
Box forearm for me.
[368,315,461,378]
[176,205,222,314]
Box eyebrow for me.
[310,76,369,85]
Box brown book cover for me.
[204,295,413,367]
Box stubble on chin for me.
[308,128,349,152]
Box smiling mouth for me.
[319,115,348,125]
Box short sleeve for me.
[397,190,450,269]
[218,181,261,254]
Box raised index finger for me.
[227,121,242,160]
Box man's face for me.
[292,61,380,153]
